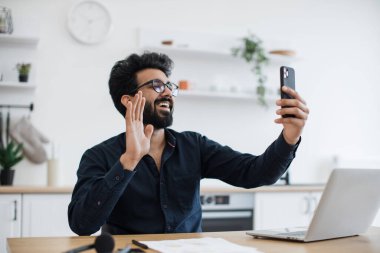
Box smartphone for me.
[280,66,295,118]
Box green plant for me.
[231,33,269,106]
[16,63,31,76]
[0,140,23,170]
[0,117,23,170]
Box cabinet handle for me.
[13,200,17,221]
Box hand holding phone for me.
[280,66,295,118]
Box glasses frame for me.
[129,79,179,97]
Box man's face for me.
[134,68,174,129]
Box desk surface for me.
[7,227,380,253]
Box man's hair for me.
[108,52,173,116]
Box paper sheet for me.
[141,237,263,253]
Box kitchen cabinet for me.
[21,194,76,237]
[254,191,322,230]
[0,194,21,253]
[0,192,76,252]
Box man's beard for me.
[143,98,173,129]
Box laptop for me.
[247,169,380,242]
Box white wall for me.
[1,0,380,186]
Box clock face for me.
[67,0,112,44]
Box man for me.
[68,52,309,235]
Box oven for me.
[200,192,254,232]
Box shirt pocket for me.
[171,174,199,211]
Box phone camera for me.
[283,68,289,79]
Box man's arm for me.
[68,91,152,235]
[200,87,308,188]
[68,150,137,235]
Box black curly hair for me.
[108,52,173,116]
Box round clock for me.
[67,0,112,45]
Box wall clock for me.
[67,0,112,45]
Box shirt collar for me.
[164,128,176,148]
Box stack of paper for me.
[141,237,263,253]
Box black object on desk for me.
[132,239,149,249]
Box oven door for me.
[201,209,254,232]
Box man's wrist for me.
[282,132,300,146]
[120,153,139,171]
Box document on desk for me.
[141,237,262,253]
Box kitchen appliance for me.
[200,192,254,232]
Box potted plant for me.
[231,33,269,106]
[16,63,31,82]
[0,125,23,185]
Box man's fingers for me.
[135,91,142,121]
[125,101,133,125]
[139,97,145,122]
[276,98,309,114]
[276,107,308,120]
[274,117,306,127]
[282,86,307,105]
[134,92,141,120]
[144,124,154,139]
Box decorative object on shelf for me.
[161,40,173,46]
[16,63,31,82]
[231,33,269,106]
[47,141,59,186]
[178,80,190,90]
[0,6,13,34]
[269,50,296,57]
[0,110,23,186]
[67,0,112,45]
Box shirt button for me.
[97,201,101,206]
[167,226,171,230]
[163,204,168,209]
[115,175,120,181]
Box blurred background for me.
[1,0,380,186]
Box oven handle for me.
[202,211,252,219]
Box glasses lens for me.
[152,80,165,93]
[168,82,178,96]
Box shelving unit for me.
[178,89,278,103]
[138,28,296,102]
[0,32,39,107]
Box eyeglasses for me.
[129,79,179,97]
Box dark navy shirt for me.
[68,129,299,235]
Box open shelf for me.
[0,34,39,46]
[178,89,278,103]
[0,81,36,89]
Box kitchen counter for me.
[0,184,324,194]
[0,186,73,194]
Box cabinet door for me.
[254,192,320,230]
[0,194,21,253]
[22,194,76,237]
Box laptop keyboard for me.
[277,231,307,237]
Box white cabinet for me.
[254,191,322,230]
[22,194,75,237]
[0,194,21,253]
[0,192,75,252]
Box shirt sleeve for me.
[200,131,300,188]
[68,147,138,235]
